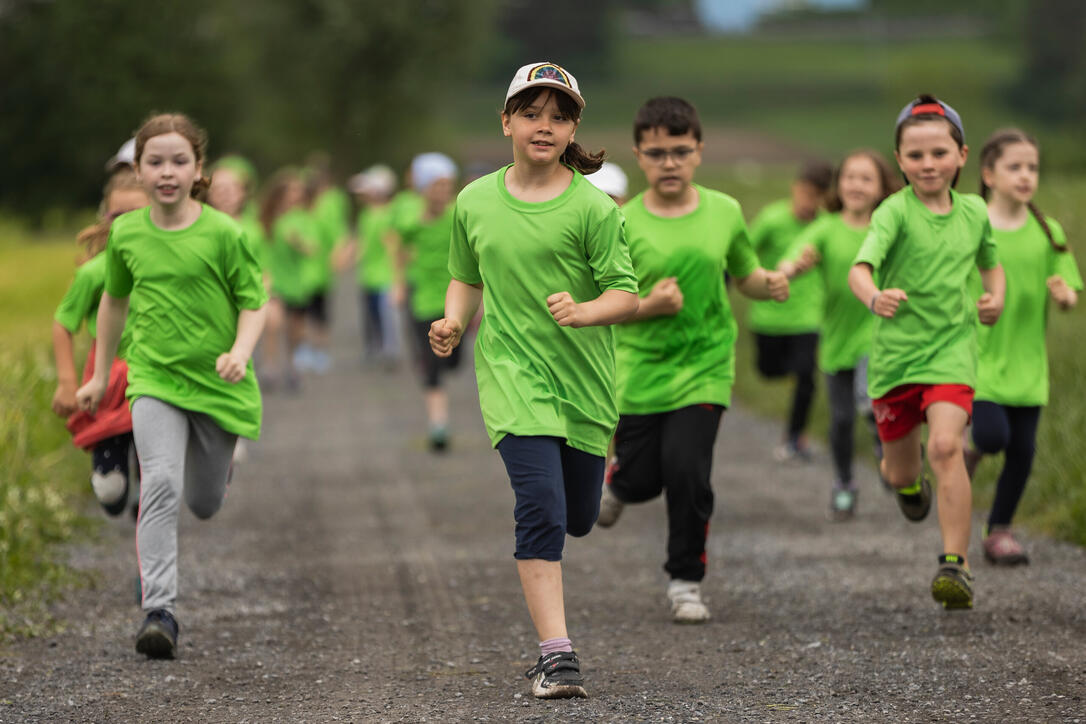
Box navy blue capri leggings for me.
[496,435,606,561]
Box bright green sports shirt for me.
[269,208,321,305]
[615,185,759,414]
[971,215,1083,406]
[448,165,638,457]
[793,213,873,373]
[310,187,349,292]
[853,187,998,399]
[748,199,823,335]
[356,204,394,291]
[401,204,455,321]
[104,206,267,439]
[54,251,134,358]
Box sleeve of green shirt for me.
[975,214,998,270]
[447,204,481,285]
[853,200,900,271]
[584,207,638,293]
[54,264,98,334]
[725,215,760,279]
[226,227,269,310]
[104,228,134,298]
[1046,219,1084,290]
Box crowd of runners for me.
[48,60,1081,699]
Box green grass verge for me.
[0,229,96,638]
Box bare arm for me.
[51,321,79,417]
[547,288,639,328]
[1047,275,1078,310]
[976,264,1006,326]
[735,268,789,301]
[75,292,129,413]
[429,279,484,357]
[216,305,269,383]
[778,245,819,280]
[627,277,683,322]
[849,263,907,318]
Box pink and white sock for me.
[540,637,573,656]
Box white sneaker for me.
[596,483,624,528]
[91,469,127,506]
[667,580,710,624]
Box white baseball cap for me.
[348,164,396,196]
[505,62,584,109]
[410,153,458,192]
[585,162,628,199]
[105,138,136,172]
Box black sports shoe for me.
[524,651,587,699]
[895,475,932,522]
[931,555,974,609]
[136,609,179,659]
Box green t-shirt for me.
[972,216,1083,406]
[748,199,823,334]
[389,190,425,232]
[311,188,350,292]
[269,208,321,305]
[238,213,268,273]
[615,185,759,414]
[104,206,268,439]
[793,213,873,373]
[401,204,455,321]
[356,204,395,291]
[853,187,998,399]
[54,252,134,358]
[448,165,638,457]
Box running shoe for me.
[773,441,814,464]
[982,527,1029,566]
[931,555,974,610]
[894,475,931,522]
[829,484,857,521]
[667,579,710,624]
[135,609,179,659]
[524,651,587,699]
[91,470,129,517]
[429,426,449,453]
[595,461,623,528]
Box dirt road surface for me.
[3,281,1084,722]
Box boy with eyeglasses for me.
[597,96,790,623]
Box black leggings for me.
[754,332,818,442]
[971,401,1042,528]
[825,368,880,485]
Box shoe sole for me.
[136,624,177,659]
[984,551,1029,566]
[931,576,973,610]
[532,682,588,699]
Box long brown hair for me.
[825,149,902,213]
[979,128,1066,252]
[134,112,211,201]
[259,168,300,238]
[75,169,147,265]
[503,87,604,175]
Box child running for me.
[397,152,461,451]
[596,97,789,623]
[779,150,901,520]
[348,165,401,366]
[965,129,1082,565]
[77,113,267,658]
[53,169,149,517]
[848,95,1005,609]
[748,161,833,461]
[429,62,638,699]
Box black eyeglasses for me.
[638,147,697,164]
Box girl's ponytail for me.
[1027,201,1067,252]
[561,141,605,175]
[191,174,211,202]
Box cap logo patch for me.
[529,64,570,87]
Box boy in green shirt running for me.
[347,165,401,366]
[596,97,789,624]
[849,95,1005,609]
[748,162,833,462]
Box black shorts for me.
[413,317,462,388]
[753,331,818,378]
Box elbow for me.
[617,291,640,322]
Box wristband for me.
[869,291,881,314]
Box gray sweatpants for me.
[132,396,237,613]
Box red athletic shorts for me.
[871,384,974,442]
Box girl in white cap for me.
[429,62,638,699]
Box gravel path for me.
[2,281,1084,723]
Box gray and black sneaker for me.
[135,609,179,659]
[931,554,974,610]
[895,475,932,522]
[524,651,588,699]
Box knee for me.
[139,469,180,508]
[187,494,224,520]
[972,427,1008,455]
[927,432,963,467]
